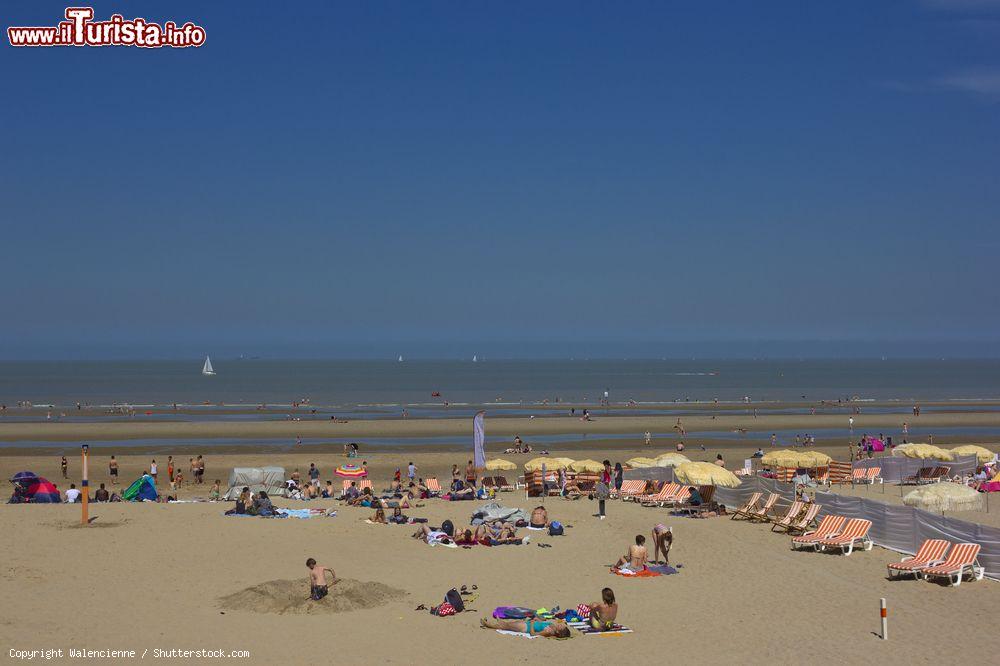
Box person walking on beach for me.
[109,455,119,485]
[848,416,854,431]
[308,463,320,488]
[196,455,205,484]
[644,431,652,446]
[465,460,476,487]
[150,459,158,481]
[770,433,777,447]
[306,558,338,600]
[61,456,68,479]
[407,461,417,483]
[167,456,175,484]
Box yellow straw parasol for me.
[484,458,517,471]
[892,443,955,461]
[797,450,832,467]
[569,459,605,473]
[903,483,984,512]
[673,462,741,488]
[625,457,657,468]
[950,445,995,465]
[653,453,690,467]
[760,449,806,468]
[524,457,571,472]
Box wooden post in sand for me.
[81,444,89,525]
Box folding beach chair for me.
[782,503,821,535]
[920,543,984,587]
[791,515,846,550]
[769,501,803,532]
[730,492,762,521]
[638,483,678,506]
[887,539,950,579]
[746,493,780,522]
[862,467,882,485]
[816,518,873,555]
[617,479,647,501]
[425,478,442,495]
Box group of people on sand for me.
[412,517,530,547]
[226,487,278,516]
[480,587,619,637]
[613,526,674,574]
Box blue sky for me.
[1,1,998,359]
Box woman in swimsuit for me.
[588,588,618,631]
[651,524,672,564]
[480,617,570,638]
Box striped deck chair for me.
[769,501,804,532]
[920,543,984,587]
[638,483,679,505]
[791,515,846,550]
[342,478,372,493]
[730,492,763,520]
[887,539,950,579]
[617,479,647,501]
[746,493,780,522]
[827,462,853,486]
[783,503,821,535]
[848,468,868,484]
[816,518,872,555]
[651,486,690,508]
[425,478,442,495]
[861,467,882,485]
[495,476,514,491]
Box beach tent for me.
[223,466,287,501]
[122,474,157,502]
[11,472,62,503]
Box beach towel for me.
[612,567,660,578]
[495,630,537,639]
[566,620,633,636]
[277,508,327,519]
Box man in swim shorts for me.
[306,558,338,600]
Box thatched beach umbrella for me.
[524,457,571,472]
[625,457,657,468]
[569,459,604,473]
[950,445,995,465]
[892,443,954,461]
[485,458,517,471]
[761,449,806,468]
[798,451,832,467]
[903,483,984,512]
[673,461,741,488]
[653,453,690,467]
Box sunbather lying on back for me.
[413,523,453,545]
[480,617,570,638]
[530,506,548,528]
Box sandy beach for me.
[3,426,1000,664]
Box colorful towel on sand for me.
[278,508,331,519]
[611,564,678,577]
[567,620,633,636]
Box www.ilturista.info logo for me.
[8,7,206,48]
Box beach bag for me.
[548,521,564,536]
[492,606,534,619]
[435,602,456,617]
[576,604,591,618]
[441,520,454,536]
[445,588,465,613]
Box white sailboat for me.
[202,356,216,376]
[472,354,478,362]
[398,355,404,362]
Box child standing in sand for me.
[306,558,338,600]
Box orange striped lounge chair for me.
[920,543,984,587]
[638,483,679,506]
[747,493,780,522]
[861,467,882,484]
[886,539,950,579]
[730,492,762,521]
[648,486,690,508]
[783,503,822,535]
[827,461,853,486]
[617,479,647,501]
[769,501,804,532]
[342,478,373,492]
[816,518,873,555]
[791,515,846,550]
[425,478,442,495]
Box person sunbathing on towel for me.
[530,506,548,529]
[478,521,527,545]
[412,523,453,545]
[588,588,618,631]
[614,535,648,573]
[480,617,570,638]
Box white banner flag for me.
[473,410,486,468]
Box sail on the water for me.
[202,356,216,375]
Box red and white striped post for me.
[81,444,89,525]
[879,598,887,640]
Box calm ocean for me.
[2,359,1000,407]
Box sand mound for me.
[218,578,406,615]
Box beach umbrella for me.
[524,457,570,472]
[797,451,832,467]
[550,457,577,469]
[9,471,39,483]
[950,445,995,465]
[673,461,741,488]
[569,459,604,473]
[334,463,367,478]
[625,457,657,468]
[903,483,984,512]
[892,443,954,461]
[653,453,690,467]
[761,450,806,468]
[484,458,517,471]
